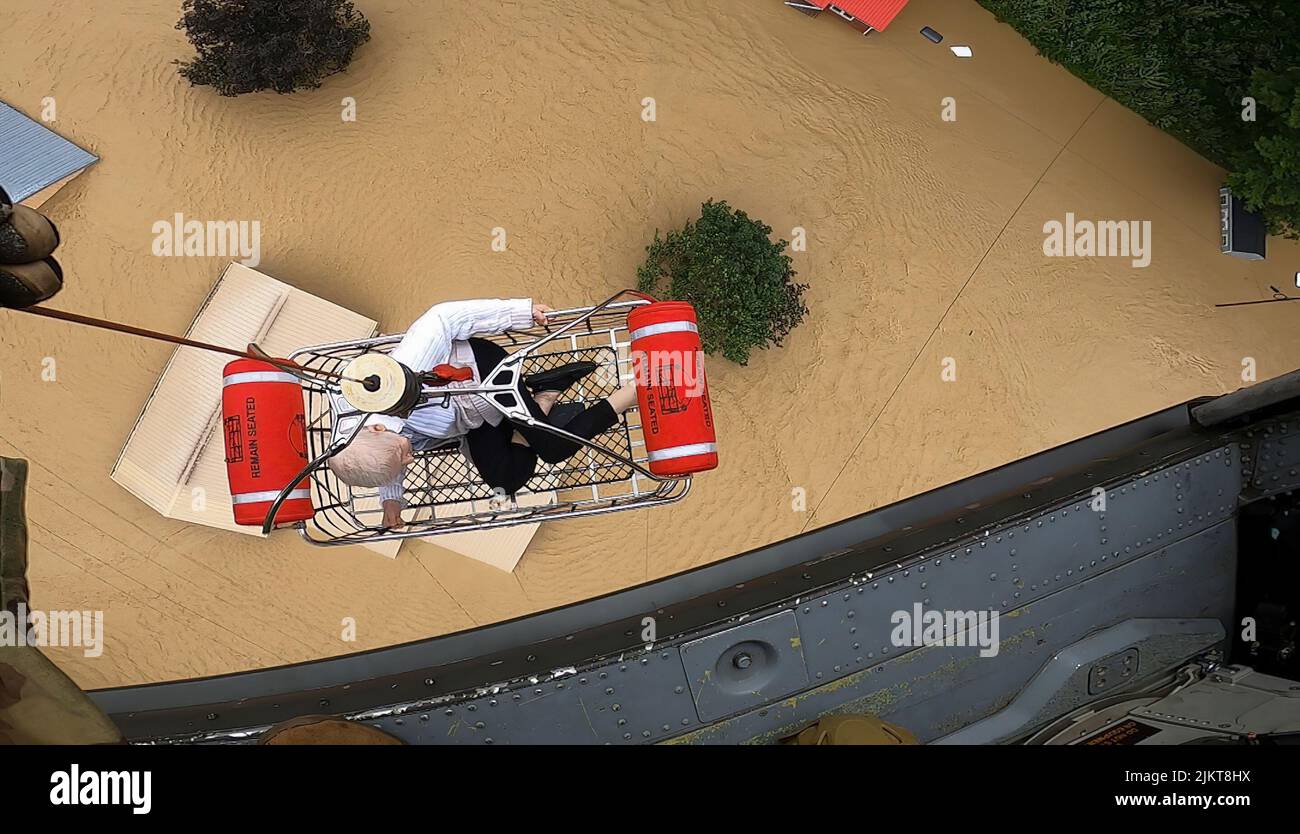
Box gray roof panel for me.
[0,101,99,202]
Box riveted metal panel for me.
[793,448,1238,682]
[939,620,1223,745]
[355,649,700,745]
[1243,417,1300,499]
[671,520,1235,744]
[1088,648,1140,695]
[680,611,808,722]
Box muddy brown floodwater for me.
[2,0,1298,687]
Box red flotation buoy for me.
[627,301,718,477]
[221,359,314,527]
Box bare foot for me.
[533,390,560,414]
[607,385,638,414]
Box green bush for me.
[176,0,371,97]
[978,0,1300,238]
[1226,69,1300,238]
[637,200,808,365]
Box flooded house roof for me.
[110,262,379,538]
[811,1,910,31]
[108,262,548,568]
[0,101,99,203]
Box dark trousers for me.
[466,338,617,494]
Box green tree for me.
[978,0,1300,237]
[1227,68,1300,239]
[637,200,808,365]
[176,0,371,97]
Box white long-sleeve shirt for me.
[373,298,534,505]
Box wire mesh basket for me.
[280,295,691,545]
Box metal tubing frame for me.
[264,290,694,543]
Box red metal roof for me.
[813,0,910,31]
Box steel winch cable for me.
[8,304,370,385]
[7,288,663,390]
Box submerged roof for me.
[108,263,546,567]
[816,0,910,30]
[111,263,378,537]
[0,102,99,202]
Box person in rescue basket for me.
[326,298,638,528]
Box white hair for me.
[327,427,407,487]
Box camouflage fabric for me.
[0,457,122,744]
[1,457,30,616]
[0,648,124,744]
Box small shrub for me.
[637,200,808,365]
[176,0,371,96]
[1227,68,1300,239]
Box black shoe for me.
[524,361,598,394]
[546,401,586,428]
